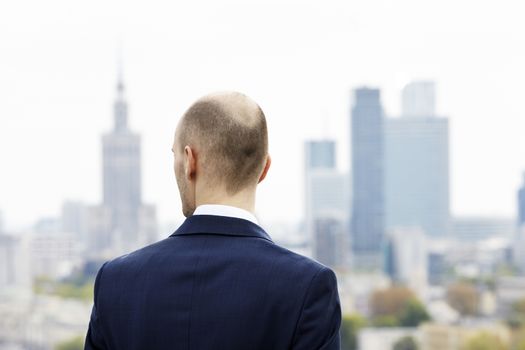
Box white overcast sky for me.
[1,0,525,230]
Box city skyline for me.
[2,2,525,349]
[1,0,525,230]
[1,77,522,231]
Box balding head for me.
[174,92,269,214]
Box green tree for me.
[340,314,366,350]
[509,298,525,329]
[399,298,430,327]
[516,338,525,350]
[515,299,525,314]
[512,326,525,350]
[460,332,507,350]
[369,286,430,327]
[393,336,418,350]
[34,277,94,301]
[373,315,399,328]
[55,336,84,350]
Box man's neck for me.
[196,199,254,214]
[195,188,256,214]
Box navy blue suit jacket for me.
[85,215,341,349]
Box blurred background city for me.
[2,0,525,349]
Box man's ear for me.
[258,154,271,184]
[184,145,197,180]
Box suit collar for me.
[170,215,273,243]
[193,204,259,225]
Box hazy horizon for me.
[2,0,525,231]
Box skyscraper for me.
[384,227,428,297]
[350,88,385,269]
[305,140,336,169]
[451,216,514,241]
[314,217,346,268]
[85,69,158,256]
[514,174,525,272]
[0,234,31,293]
[102,76,142,239]
[304,140,348,268]
[61,201,89,248]
[518,172,525,226]
[402,81,436,117]
[384,81,450,237]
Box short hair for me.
[178,92,268,194]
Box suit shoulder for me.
[101,237,172,274]
[263,240,331,277]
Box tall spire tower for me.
[85,59,157,257]
[114,58,128,132]
[101,63,143,248]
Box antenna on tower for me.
[116,41,124,94]
[113,40,128,132]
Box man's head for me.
[173,91,271,217]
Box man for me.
[85,91,341,349]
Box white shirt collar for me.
[193,204,259,225]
